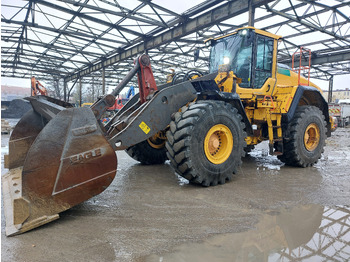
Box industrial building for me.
[1,1,350,261]
[323,88,350,102]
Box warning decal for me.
[139,121,151,134]
[329,108,341,117]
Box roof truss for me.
[2,0,349,89]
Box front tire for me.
[278,106,326,167]
[126,134,167,165]
[166,101,246,186]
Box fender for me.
[286,85,331,136]
[191,78,253,136]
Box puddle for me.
[249,150,283,171]
[246,142,285,171]
[141,205,350,262]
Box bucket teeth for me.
[2,167,58,236]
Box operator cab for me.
[207,27,281,91]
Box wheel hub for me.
[208,134,220,151]
[204,124,233,164]
[304,123,320,151]
[147,132,166,149]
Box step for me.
[272,151,283,156]
[273,138,283,142]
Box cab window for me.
[254,36,273,88]
[209,30,254,88]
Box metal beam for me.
[265,3,350,44]
[328,76,333,103]
[13,1,33,70]
[2,38,102,57]
[281,50,350,68]
[1,65,65,76]
[57,0,166,28]
[64,80,67,101]
[79,78,82,107]
[102,68,105,95]
[248,0,255,27]
[32,0,145,38]
[1,60,75,71]
[1,18,126,46]
[299,0,350,23]
[64,0,274,82]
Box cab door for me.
[235,32,276,98]
[253,35,274,89]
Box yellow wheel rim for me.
[304,123,320,151]
[204,124,233,164]
[147,133,166,149]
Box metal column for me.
[102,68,106,95]
[64,80,67,102]
[248,0,255,27]
[79,78,82,107]
[92,76,95,101]
[328,75,333,103]
[56,79,60,100]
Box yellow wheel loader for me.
[2,27,331,236]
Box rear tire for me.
[126,138,167,165]
[278,106,326,167]
[166,101,246,186]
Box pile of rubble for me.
[1,99,31,118]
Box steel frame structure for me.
[277,206,350,261]
[1,0,350,98]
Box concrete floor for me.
[1,123,350,262]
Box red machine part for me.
[91,54,157,119]
[292,47,311,86]
[107,96,125,111]
[137,54,158,103]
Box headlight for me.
[240,29,248,36]
[223,56,230,64]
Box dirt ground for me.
[1,122,350,262]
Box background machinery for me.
[329,102,350,127]
[31,76,48,96]
[3,27,331,236]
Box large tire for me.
[278,105,326,167]
[166,101,246,186]
[126,138,167,165]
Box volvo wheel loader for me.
[2,27,331,236]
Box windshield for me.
[209,31,254,87]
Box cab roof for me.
[212,27,282,41]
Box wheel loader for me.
[2,27,331,236]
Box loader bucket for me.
[4,109,46,170]
[2,106,117,236]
